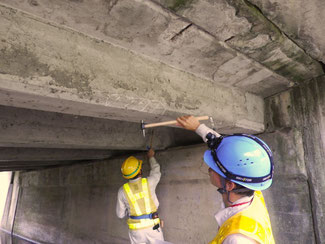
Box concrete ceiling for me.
[0,0,324,171]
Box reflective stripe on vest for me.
[123,182,142,215]
[128,218,160,230]
[123,178,158,230]
[209,191,275,244]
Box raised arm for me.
[147,148,161,188]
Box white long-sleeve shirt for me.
[116,157,161,219]
[196,124,258,244]
[195,124,221,141]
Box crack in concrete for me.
[170,23,192,41]
[243,0,325,75]
[224,36,235,42]
[242,0,283,34]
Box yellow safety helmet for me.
[121,156,143,179]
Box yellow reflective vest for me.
[210,191,275,244]
[123,178,160,230]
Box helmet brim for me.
[204,150,272,191]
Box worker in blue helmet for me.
[176,115,275,244]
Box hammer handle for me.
[144,116,209,129]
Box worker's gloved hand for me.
[147,148,155,158]
[176,115,200,131]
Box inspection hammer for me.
[141,116,210,137]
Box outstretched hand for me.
[147,148,155,158]
[176,115,200,131]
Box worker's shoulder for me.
[117,184,126,194]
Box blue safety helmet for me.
[204,134,274,191]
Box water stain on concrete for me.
[0,45,93,97]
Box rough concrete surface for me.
[263,76,325,243]
[0,0,297,98]
[0,3,265,133]
[0,147,114,162]
[0,0,324,243]
[158,0,324,85]
[250,0,325,64]
[0,104,210,170]
[7,145,219,243]
[0,105,175,150]
[3,144,300,244]
[263,177,315,243]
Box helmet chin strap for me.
[217,177,234,204]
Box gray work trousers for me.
[128,226,164,244]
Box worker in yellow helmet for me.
[116,148,165,244]
[177,115,275,244]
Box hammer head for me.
[141,120,146,138]
[209,116,215,130]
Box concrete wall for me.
[261,76,325,243]
[3,77,325,244]
[6,145,221,244]
[3,141,316,244]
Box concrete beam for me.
[0,3,264,133]
[0,105,190,150]
[160,0,323,86]
[0,159,84,168]
[0,148,116,161]
[0,166,52,172]
[0,0,294,98]
[250,0,325,64]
